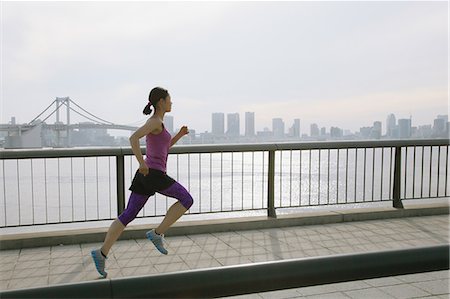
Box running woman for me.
[91,87,194,278]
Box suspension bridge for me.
[0,97,139,148]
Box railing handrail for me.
[1,138,448,159]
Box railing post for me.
[393,146,404,209]
[268,150,277,218]
[116,154,126,215]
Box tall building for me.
[245,112,255,137]
[433,117,446,137]
[227,113,240,136]
[330,127,343,138]
[212,113,224,135]
[320,127,326,136]
[310,123,319,137]
[372,121,382,139]
[288,119,300,138]
[165,115,174,135]
[386,114,396,137]
[398,118,411,138]
[272,118,285,138]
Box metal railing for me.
[0,139,448,227]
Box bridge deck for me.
[0,213,448,297]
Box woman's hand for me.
[139,163,149,176]
[179,126,189,136]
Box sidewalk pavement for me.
[0,214,448,298]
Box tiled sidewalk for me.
[0,214,448,296]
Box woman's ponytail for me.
[143,103,152,115]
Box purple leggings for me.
[118,182,193,226]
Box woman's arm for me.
[129,119,159,171]
[170,126,189,147]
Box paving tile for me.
[154,262,190,273]
[115,257,149,268]
[0,270,13,281]
[50,256,83,266]
[297,281,371,296]
[396,272,438,283]
[7,276,48,290]
[11,266,50,279]
[209,248,242,259]
[378,283,430,299]
[184,258,222,269]
[145,254,184,265]
[0,252,19,264]
[236,246,268,256]
[178,251,215,262]
[0,262,15,272]
[170,244,204,255]
[239,230,275,241]
[429,270,449,280]
[303,292,352,299]
[413,279,450,296]
[0,279,9,290]
[258,288,303,299]
[274,250,310,259]
[14,260,49,271]
[216,256,253,266]
[17,252,50,262]
[164,236,197,247]
[363,276,404,287]
[188,235,223,246]
[121,265,159,277]
[49,263,84,275]
[202,242,233,253]
[344,287,395,299]
[48,270,102,284]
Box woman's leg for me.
[155,182,193,235]
[101,192,150,256]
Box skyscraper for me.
[245,112,255,137]
[227,113,240,136]
[272,118,285,138]
[398,118,411,138]
[433,117,446,137]
[386,114,396,137]
[372,121,382,139]
[310,123,319,137]
[212,113,224,135]
[291,119,300,138]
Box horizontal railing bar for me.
[1,244,448,298]
[1,139,448,159]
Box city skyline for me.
[2,1,447,136]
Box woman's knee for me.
[179,194,194,210]
[118,207,139,226]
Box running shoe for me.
[90,249,108,278]
[146,229,168,255]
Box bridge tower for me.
[55,97,71,147]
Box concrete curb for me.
[1,203,448,250]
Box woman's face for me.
[163,95,172,112]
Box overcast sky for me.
[1,1,448,136]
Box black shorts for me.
[128,168,176,197]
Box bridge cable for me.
[39,101,66,124]
[28,100,57,125]
[68,99,115,125]
[61,102,112,125]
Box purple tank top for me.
[145,123,172,172]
